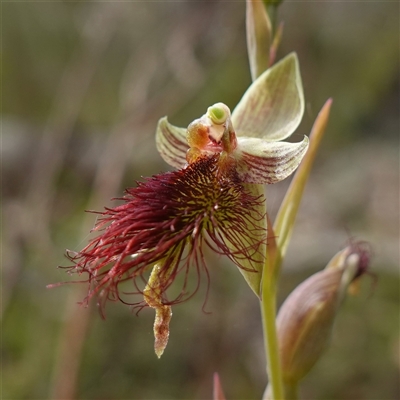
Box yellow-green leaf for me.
[273,99,333,270]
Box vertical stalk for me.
[283,382,299,400]
[261,276,284,400]
[245,2,286,398]
[266,5,278,36]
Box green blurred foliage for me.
[2,1,399,399]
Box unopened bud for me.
[276,242,371,385]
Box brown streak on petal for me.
[239,144,307,183]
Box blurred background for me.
[2,1,399,399]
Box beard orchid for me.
[64,53,308,357]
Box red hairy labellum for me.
[66,155,266,314]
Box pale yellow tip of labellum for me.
[144,264,174,358]
[154,305,172,359]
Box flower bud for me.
[276,242,371,385]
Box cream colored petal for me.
[235,136,309,184]
[156,117,188,169]
[232,53,304,141]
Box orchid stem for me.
[261,277,284,400]
[266,5,278,35]
[283,382,299,400]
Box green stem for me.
[266,5,278,36]
[283,382,299,400]
[261,277,284,400]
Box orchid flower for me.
[65,52,308,357]
[156,52,308,294]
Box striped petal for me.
[232,53,304,141]
[235,136,309,184]
[156,117,189,169]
